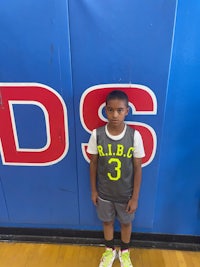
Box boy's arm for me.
[90,154,99,206]
[126,157,142,214]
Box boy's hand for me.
[126,198,138,214]
[91,191,98,206]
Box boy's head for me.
[105,90,129,127]
[106,90,129,107]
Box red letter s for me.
[80,84,157,167]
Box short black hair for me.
[106,90,129,107]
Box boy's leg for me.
[115,202,134,250]
[97,197,116,249]
[114,202,135,266]
[96,198,116,267]
[103,221,115,249]
[99,221,116,267]
[119,222,133,267]
[120,222,132,247]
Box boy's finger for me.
[126,205,130,212]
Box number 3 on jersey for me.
[107,158,121,181]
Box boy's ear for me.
[126,107,130,115]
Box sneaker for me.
[119,249,133,267]
[99,248,117,267]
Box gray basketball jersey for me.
[96,125,135,203]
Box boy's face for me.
[106,99,129,127]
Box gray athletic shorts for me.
[96,196,135,224]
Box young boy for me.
[87,90,145,267]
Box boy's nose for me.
[113,110,118,118]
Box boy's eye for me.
[106,107,125,113]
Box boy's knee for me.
[103,221,114,226]
[121,222,132,228]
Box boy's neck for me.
[107,122,126,136]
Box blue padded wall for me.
[0,0,199,236]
